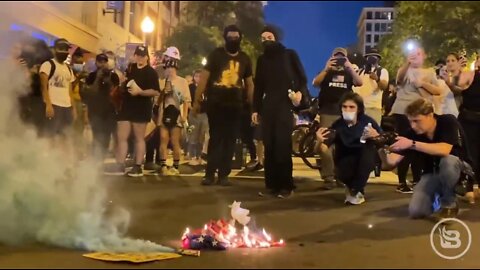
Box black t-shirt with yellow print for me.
[205,47,253,109]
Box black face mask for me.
[55,52,69,62]
[262,40,276,50]
[225,39,241,54]
[367,56,379,66]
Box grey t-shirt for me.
[391,67,439,115]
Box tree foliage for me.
[378,1,480,76]
[165,1,269,76]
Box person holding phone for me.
[312,47,363,189]
[316,92,381,205]
[391,44,443,193]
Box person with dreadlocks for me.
[155,46,191,176]
[192,25,254,186]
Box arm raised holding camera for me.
[344,58,363,87]
[313,58,336,87]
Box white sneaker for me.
[169,167,180,176]
[188,159,200,166]
[161,166,173,176]
[369,171,376,179]
[345,192,366,205]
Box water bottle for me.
[360,123,372,144]
[288,89,295,100]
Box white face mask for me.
[342,111,356,122]
[72,63,83,73]
[107,58,115,70]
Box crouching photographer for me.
[316,92,382,205]
[378,99,470,219]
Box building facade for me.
[357,7,395,54]
[0,1,182,58]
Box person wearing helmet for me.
[155,46,191,176]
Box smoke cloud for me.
[0,35,173,253]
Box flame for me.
[243,226,252,248]
[262,228,272,242]
[181,221,285,249]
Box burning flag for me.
[181,202,285,250]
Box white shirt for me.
[353,66,389,109]
[39,59,75,107]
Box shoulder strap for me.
[376,66,383,79]
[47,59,56,80]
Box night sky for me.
[264,1,383,93]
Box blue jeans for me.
[409,155,462,219]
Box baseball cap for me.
[96,53,108,62]
[134,45,149,57]
[364,47,382,60]
[163,46,181,60]
[332,47,348,57]
[54,38,71,53]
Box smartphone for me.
[335,57,346,67]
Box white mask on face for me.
[342,111,356,122]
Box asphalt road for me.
[0,175,479,269]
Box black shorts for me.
[116,100,153,123]
[45,105,73,136]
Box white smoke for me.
[0,48,173,253]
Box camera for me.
[335,57,347,67]
[365,63,372,74]
[370,131,398,148]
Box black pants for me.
[90,115,116,158]
[459,114,480,191]
[262,109,295,192]
[206,105,241,178]
[240,110,256,161]
[335,145,376,194]
[19,96,46,137]
[394,114,422,184]
[145,127,161,163]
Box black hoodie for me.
[253,42,308,115]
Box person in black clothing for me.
[447,66,480,203]
[106,45,161,177]
[380,99,465,219]
[312,47,363,189]
[252,26,306,198]
[316,92,381,205]
[80,53,119,159]
[192,25,254,186]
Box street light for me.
[141,16,155,55]
[141,16,155,34]
[201,57,207,66]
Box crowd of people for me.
[12,24,480,221]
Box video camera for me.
[369,131,398,149]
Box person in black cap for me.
[192,25,254,186]
[105,45,161,177]
[353,48,389,124]
[312,47,363,190]
[39,38,76,162]
[253,25,308,198]
[81,53,120,159]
